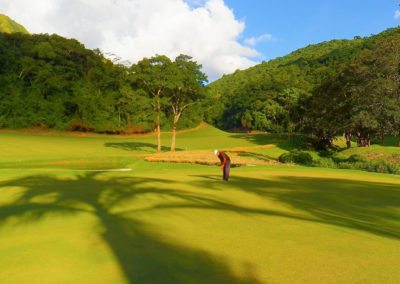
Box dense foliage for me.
[0,32,206,133]
[304,28,400,146]
[130,54,207,151]
[1,12,399,150]
[208,37,363,131]
[208,27,400,146]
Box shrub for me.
[279,150,314,165]
[278,152,293,163]
[279,149,400,175]
[314,157,337,168]
[347,154,367,163]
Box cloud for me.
[244,34,276,47]
[395,9,400,20]
[0,0,264,80]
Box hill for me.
[0,14,29,34]
[207,26,400,134]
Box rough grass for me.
[0,126,400,283]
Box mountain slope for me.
[207,26,400,130]
[0,14,29,34]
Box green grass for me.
[0,126,399,283]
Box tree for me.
[130,55,173,152]
[168,55,207,151]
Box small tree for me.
[130,55,173,152]
[168,55,207,151]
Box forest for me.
[1,19,400,148]
[208,27,400,147]
[0,32,207,136]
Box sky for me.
[0,0,399,81]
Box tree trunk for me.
[356,132,362,147]
[170,113,181,152]
[380,127,385,146]
[156,96,161,152]
[171,124,177,152]
[345,131,351,148]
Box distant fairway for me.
[0,126,399,283]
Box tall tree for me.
[130,55,173,152]
[168,55,207,151]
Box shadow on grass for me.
[188,175,400,240]
[229,133,294,151]
[104,142,179,152]
[0,173,260,284]
[237,152,275,162]
[1,172,400,282]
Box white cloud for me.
[0,0,265,80]
[244,34,276,47]
[395,9,400,20]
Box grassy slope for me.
[0,125,288,168]
[0,14,29,34]
[0,126,399,283]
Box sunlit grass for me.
[0,126,399,283]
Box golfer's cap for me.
[214,149,218,155]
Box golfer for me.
[214,149,231,181]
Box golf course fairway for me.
[0,129,399,283]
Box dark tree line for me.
[0,32,207,139]
[303,28,400,147]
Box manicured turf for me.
[0,127,399,283]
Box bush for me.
[314,157,337,168]
[278,152,293,163]
[335,158,400,175]
[279,149,400,175]
[279,150,314,165]
[347,154,367,163]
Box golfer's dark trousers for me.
[223,160,231,181]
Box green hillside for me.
[207,27,400,135]
[210,27,400,96]
[210,38,361,97]
[0,14,29,34]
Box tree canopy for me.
[208,26,400,146]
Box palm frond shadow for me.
[0,173,261,284]
[188,175,400,240]
[104,142,183,153]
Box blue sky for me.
[226,0,400,61]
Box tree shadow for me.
[237,152,275,162]
[104,142,183,153]
[189,175,400,240]
[0,173,261,284]
[104,142,169,152]
[229,133,294,151]
[2,171,399,282]
[191,175,222,181]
